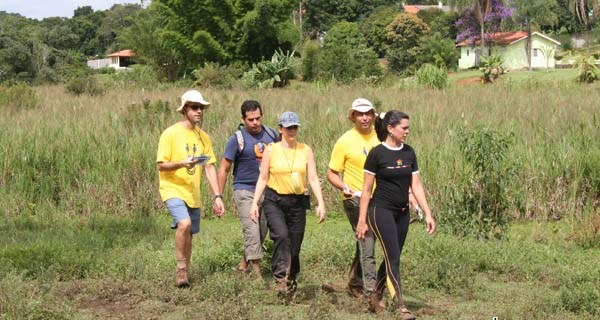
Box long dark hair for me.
[374,110,410,142]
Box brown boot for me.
[175,266,189,288]
[249,260,262,279]
[368,293,385,313]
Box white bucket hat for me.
[177,90,210,112]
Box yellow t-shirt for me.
[267,142,309,195]
[328,127,379,197]
[156,123,216,208]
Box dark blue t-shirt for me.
[223,128,277,191]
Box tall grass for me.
[0,81,598,224]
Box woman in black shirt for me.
[356,110,436,319]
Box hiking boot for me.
[249,260,262,279]
[347,284,364,299]
[272,279,287,294]
[368,293,385,313]
[175,266,189,288]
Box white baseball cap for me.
[177,90,210,112]
[348,98,375,120]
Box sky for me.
[0,0,145,20]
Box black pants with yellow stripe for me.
[368,204,410,307]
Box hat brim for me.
[348,106,374,120]
[177,100,211,112]
[280,122,301,127]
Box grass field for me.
[0,72,598,318]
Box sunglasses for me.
[188,104,207,111]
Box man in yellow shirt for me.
[157,90,224,287]
[327,98,379,298]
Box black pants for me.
[263,188,308,282]
[368,204,410,307]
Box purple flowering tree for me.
[452,0,514,60]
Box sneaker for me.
[175,266,189,288]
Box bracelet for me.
[213,194,223,200]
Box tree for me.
[360,5,401,57]
[319,21,381,82]
[566,0,600,31]
[304,0,399,33]
[451,0,511,57]
[513,0,558,70]
[385,13,430,72]
[235,0,297,63]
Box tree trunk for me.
[526,18,532,71]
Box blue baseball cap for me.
[278,111,301,127]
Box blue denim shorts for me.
[165,198,201,234]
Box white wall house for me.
[457,31,561,70]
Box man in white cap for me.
[327,98,379,298]
[157,89,225,287]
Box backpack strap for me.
[262,125,279,142]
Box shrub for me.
[360,6,401,57]
[415,64,448,89]
[301,40,320,81]
[417,32,459,70]
[555,34,574,51]
[441,128,513,240]
[243,49,297,88]
[106,65,160,89]
[65,74,104,96]
[0,83,39,112]
[479,54,505,83]
[560,280,600,315]
[575,55,599,83]
[192,62,245,89]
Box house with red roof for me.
[403,1,450,14]
[87,49,136,70]
[457,31,561,70]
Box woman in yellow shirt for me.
[250,111,326,294]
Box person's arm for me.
[249,146,271,222]
[356,173,375,239]
[326,168,353,197]
[157,157,198,171]
[307,146,326,223]
[217,158,233,196]
[410,174,436,234]
[204,163,225,217]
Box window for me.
[533,48,539,57]
[467,49,469,56]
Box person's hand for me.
[182,156,198,169]
[212,197,225,217]
[342,185,353,198]
[316,205,326,224]
[425,215,436,235]
[249,203,259,223]
[356,221,368,240]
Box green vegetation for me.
[415,64,449,89]
[0,72,598,318]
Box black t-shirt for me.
[364,143,419,210]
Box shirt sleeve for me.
[200,130,217,165]
[222,135,238,161]
[410,148,419,174]
[156,130,172,163]
[327,138,346,172]
[363,147,378,176]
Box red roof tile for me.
[456,31,529,47]
[107,49,135,57]
[404,5,420,14]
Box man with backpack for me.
[217,100,278,278]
